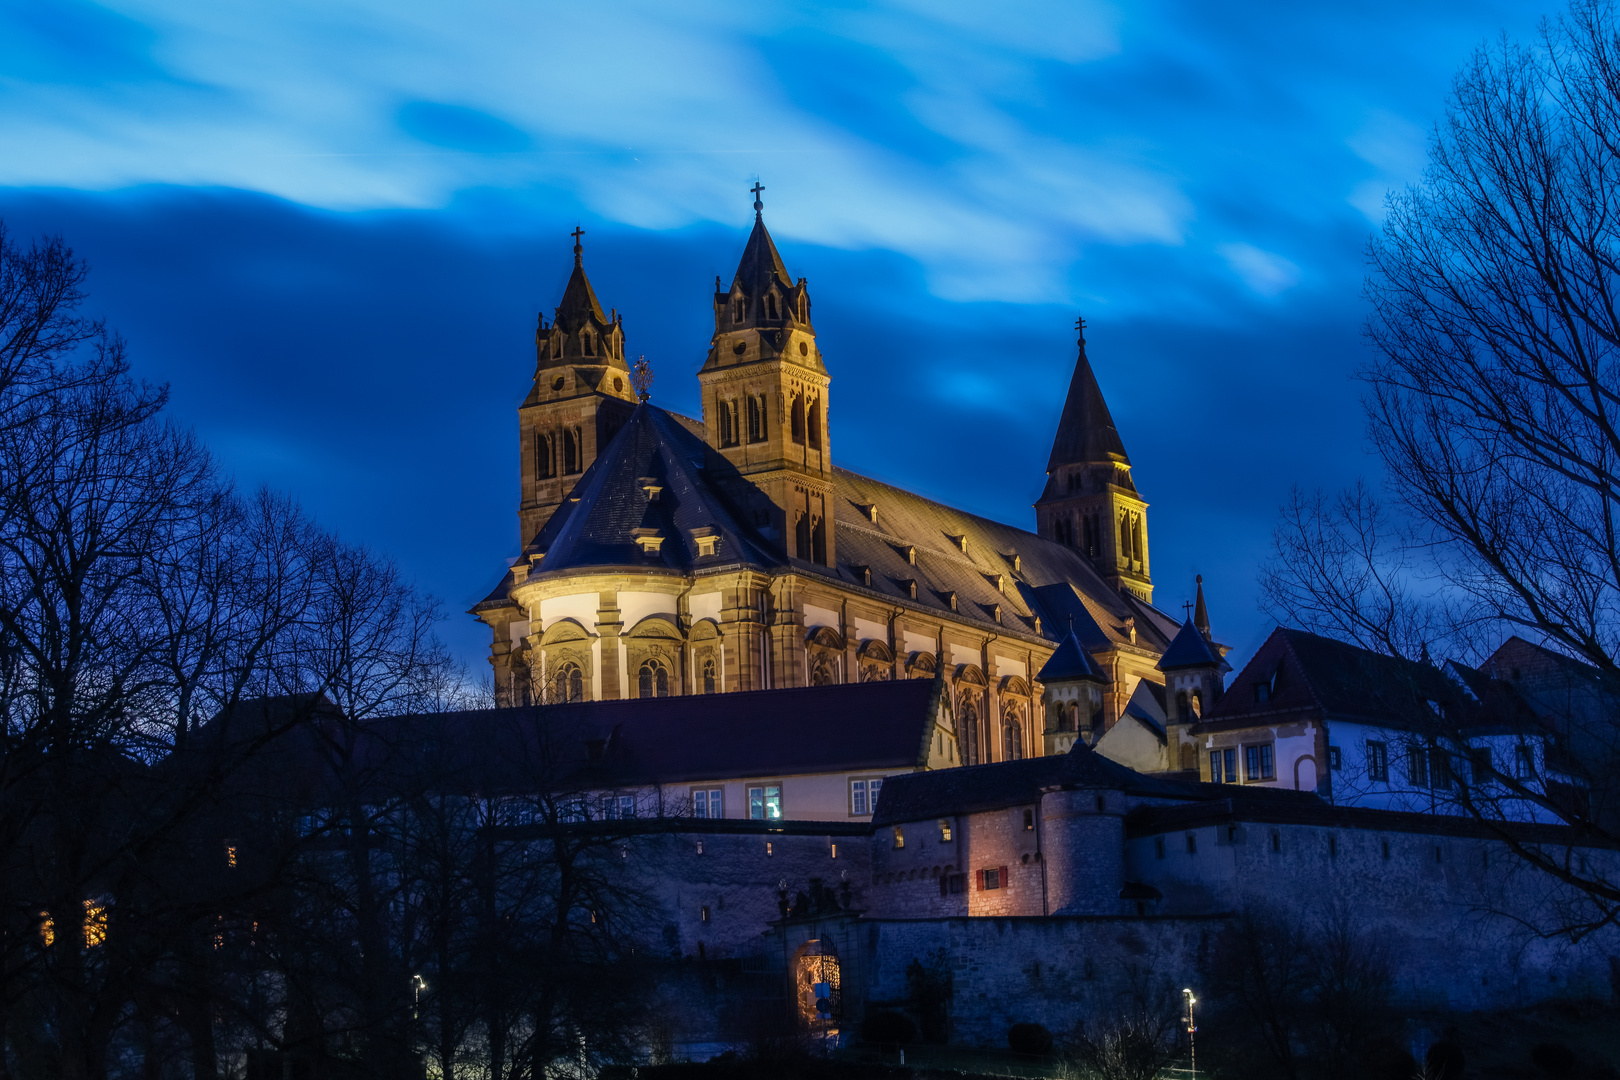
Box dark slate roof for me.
[480,408,1176,658]
[731,214,794,298]
[1044,337,1129,471]
[554,259,608,331]
[872,742,1171,825]
[1157,618,1227,672]
[508,404,778,578]
[1198,627,1484,734]
[1037,630,1109,683]
[192,680,946,806]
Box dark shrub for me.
[859,1010,917,1046]
[1426,1040,1466,1080]
[1007,1022,1054,1056]
[1532,1042,1578,1078]
[1360,1036,1418,1080]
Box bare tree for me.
[1263,0,1620,936]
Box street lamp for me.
[412,974,427,1021]
[1182,988,1198,1080]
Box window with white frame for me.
[748,784,783,820]
[849,777,882,816]
[602,794,636,820]
[1244,743,1275,781]
[692,788,723,819]
[1366,740,1389,782]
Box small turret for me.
[1158,576,1231,773]
[1037,627,1110,754]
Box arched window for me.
[747,396,765,442]
[582,333,594,356]
[1132,515,1144,563]
[767,294,779,320]
[811,516,827,565]
[733,299,744,323]
[795,514,812,560]
[809,656,833,686]
[1054,702,1075,732]
[791,395,806,445]
[719,400,737,447]
[959,695,980,765]
[1120,514,1131,559]
[1176,690,1189,718]
[807,399,822,450]
[1189,689,1203,718]
[638,658,670,699]
[702,658,716,694]
[564,428,581,474]
[554,662,584,703]
[1003,712,1024,761]
[535,432,554,479]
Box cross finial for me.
[1075,315,1087,344]
[751,181,765,218]
[1183,600,1194,616]
[571,226,585,266]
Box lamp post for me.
[1182,988,1197,1080]
[412,975,427,1057]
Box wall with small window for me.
[867,801,1045,919]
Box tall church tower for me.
[1035,320,1152,602]
[517,230,638,546]
[697,186,834,565]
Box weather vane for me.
[631,355,654,403]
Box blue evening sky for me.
[0,0,1544,675]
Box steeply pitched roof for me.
[516,404,778,576]
[1045,336,1129,471]
[554,261,608,331]
[481,406,1176,658]
[1158,618,1228,672]
[1037,629,1109,683]
[1198,627,1483,734]
[731,215,793,298]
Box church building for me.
[473,193,1215,770]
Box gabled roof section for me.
[818,469,1175,652]
[1158,618,1228,672]
[1037,629,1109,683]
[1199,627,1472,733]
[515,404,777,575]
[554,240,609,331]
[731,215,793,298]
[1046,334,1129,471]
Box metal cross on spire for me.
[1075,315,1087,344]
[571,226,585,266]
[751,181,765,218]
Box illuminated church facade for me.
[473,196,1224,772]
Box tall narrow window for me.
[1120,515,1131,559]
[718,400,737,447]
[747,396,765,442]
[1367,740,1389,781]
[733,299,744,323]
[582,333,594,356]
[811,516,827,565]
[767,294,778,319]
[564,429,581,474]
[791,396,806,445]
[535,432,555,479]
[638,658,670,699]
[807,399,822,450]
[795,514,811,560]
[1003,706,1024,761]
[960,698,980,765]
[810,656,833,686]
[702,658,716,694]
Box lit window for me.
[939,819,953,842]
[39,912,54,948]
[84,900,107,948]
[749,785,783,820]
[1022,808,1034,831]
[700,906,710,923]
[225,842,238,868]
[893,826,904,849]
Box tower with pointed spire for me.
[517,229,639,545]
[1035,319,1151,602]
[1156,575,1230,770]
[697,184,833,565]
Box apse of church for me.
[474,190,1201,771]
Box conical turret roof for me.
[1037,629,1109,684]
[1046,330,1129,471]
[1157,617,1227,672]
[731,214,793,298]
